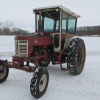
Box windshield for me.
[36,10,59,33]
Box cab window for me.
[68,15,77,34]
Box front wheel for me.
[38,59,50,67]
[67,38,86,75]
[30,67,49,98]
[0,61,9,83]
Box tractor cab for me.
[33,5,80,52]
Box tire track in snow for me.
[48,85,100,100]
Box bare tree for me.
[11,27,29,35]
[3,20,14,35]
[3,20,13,29]
[0,21,2,34]
[0,21,2,26]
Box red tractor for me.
[0,5,86,98]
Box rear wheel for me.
[67,38,86,75]
[0,61,9,83]
[30,67,49,98]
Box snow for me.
[0,36,100,100]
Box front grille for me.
[15,40,28,57]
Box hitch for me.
[60,64,68,71]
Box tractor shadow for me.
[47,63,76,79]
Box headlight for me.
[56,8,59,11]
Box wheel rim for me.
[39,74,47,92]
[76,45,85,69]
[41,60,48,64]
[0,65,6,79]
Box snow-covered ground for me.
[0,36,100,100]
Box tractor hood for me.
[15,34,52,46]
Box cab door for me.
[64,15,77,50]
[61,11,77,52]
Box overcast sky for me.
[0,0,100,32]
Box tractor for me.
[0,5,86,98]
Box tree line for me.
[76,26,100,36]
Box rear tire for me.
[67,38,86,75]
[30,67,49,98]
[0,61,9,83]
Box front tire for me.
[38,59,50,67]
[67,38,86,75]
[0,61,9,83]
[30,67,49,98]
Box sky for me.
[0,0,100,32]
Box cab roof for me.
[33,5,81,18]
